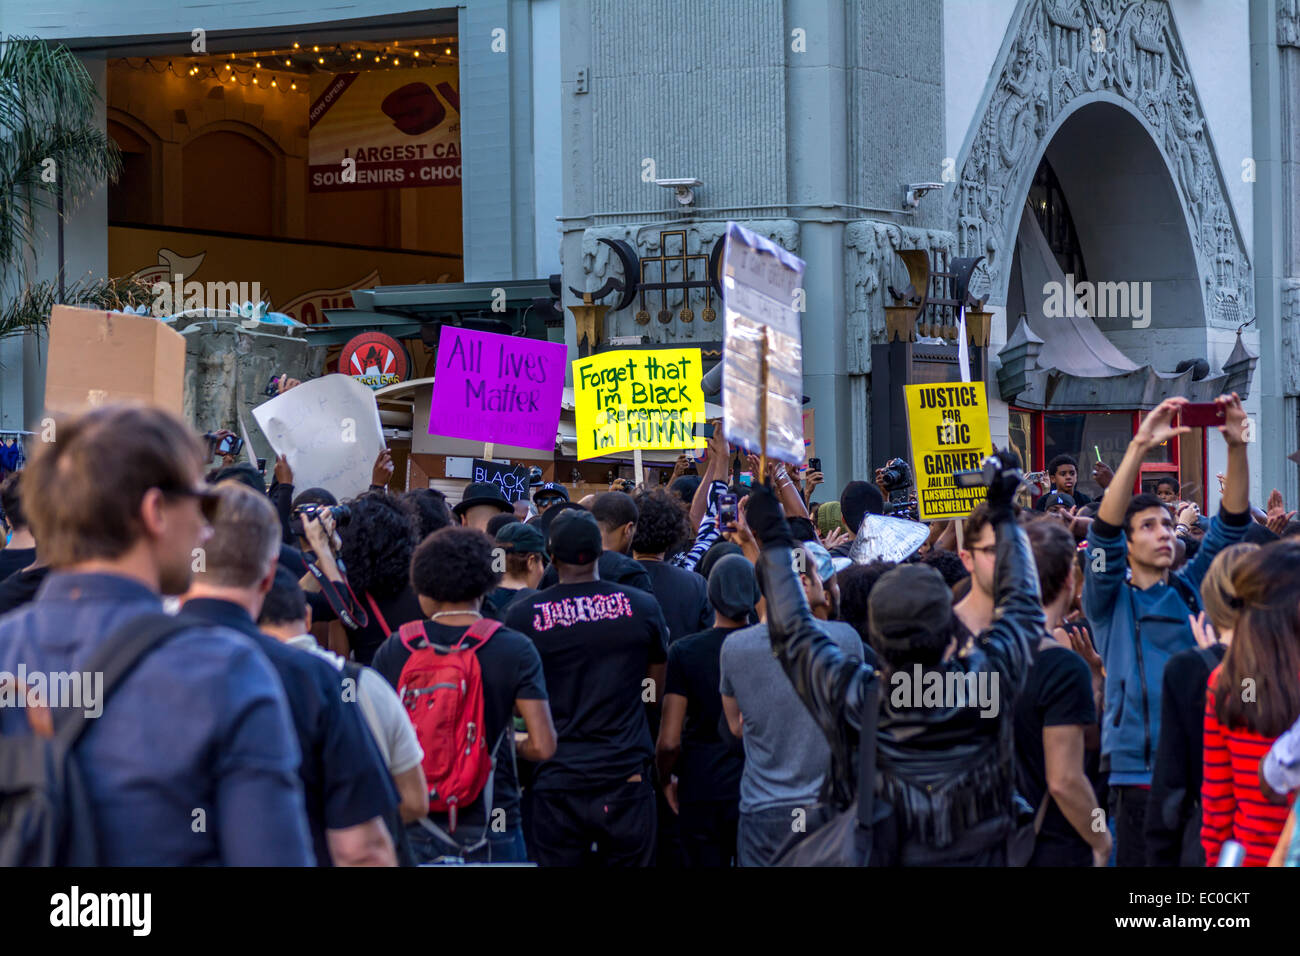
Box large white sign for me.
[252,374,385,501]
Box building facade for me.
[3,0,1295,507]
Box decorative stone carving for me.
[843,220,956,375]
[577,220,799,344]
[951,0,1252,329]
[1282,0,1300,48]
[1281,278,1300,394]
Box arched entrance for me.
[1006,98,1205,367]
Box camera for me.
[204,431,244,458]
[878,457,913,492]
[952,454,1023,489]
[290,502,351,539]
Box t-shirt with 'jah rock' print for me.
[505,580,669,791]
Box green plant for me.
[0,36,136,337]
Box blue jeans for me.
[407,821,529,865]
[737,806,801,867]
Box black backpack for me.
[0,612,198,866]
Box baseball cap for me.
[867,564,953,652]
[1042,491,1075,510]
[547,508,603,565]
[496,520,547,555]
[801,540,850,584]
[534,481,570,503]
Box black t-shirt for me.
[640,559,712,646]
[0,546,35,580]
[504,580,669,790]
[1012,640,1097,864]
[0,564,48,616]
[343,587,425,666]
[371,619,547,830]
[664,626,745,804]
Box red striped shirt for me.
[1201,666,1296,866]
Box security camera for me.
[904,182,945,210]
[655,178,703,206]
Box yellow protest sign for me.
[574,348,708,460]
[904,382,994,521]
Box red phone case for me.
[1180,403,1225,428]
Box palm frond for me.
[0,275,155,339]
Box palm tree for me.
[0,36,150,337]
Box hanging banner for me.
[428,326,567,452]
[308,66,461,192]
[903,382,994,521]
[721,222,806,464]
[573,348,708,460]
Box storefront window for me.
[1043,412,1131,501]
[1007,408,1033,476]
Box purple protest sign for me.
[428,326,567,451]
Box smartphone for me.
[695,421,716,439]
[1181,402,1225,428]
[257,457,267,473]
[264,374,282,398]
[216,434,244,457]
[718,492,738,531]
[808,457,821,473]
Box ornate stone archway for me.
[949,0,1252,328]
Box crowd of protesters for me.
[0,389,1297,867]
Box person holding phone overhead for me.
[1082,394,1253,866]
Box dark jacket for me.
[1145,643,1227,866]
[758,511,1043,861]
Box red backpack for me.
[396,617,503,833]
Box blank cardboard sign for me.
[44,305,186,414]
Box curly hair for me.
[631,486,691,555]
[837,561,897,645]
[337,492,419,599]
[410,526,501,602]
[398,488,452,542]
[922,549,969,588]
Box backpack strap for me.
[855,676,882,832]
[398,620,429,652]
[454,617,502,651]
[54,612,204,749]
[365,592,391,637]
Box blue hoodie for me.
[1083,506,1251,785]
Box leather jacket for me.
[758,514,1044,849]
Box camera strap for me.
[301,553,370,630]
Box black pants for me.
[531,779,657,867]
[679,799,739,867]
[1110,785,1150,867]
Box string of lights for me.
[112,38,458,97]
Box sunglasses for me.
[157,483,221,521]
